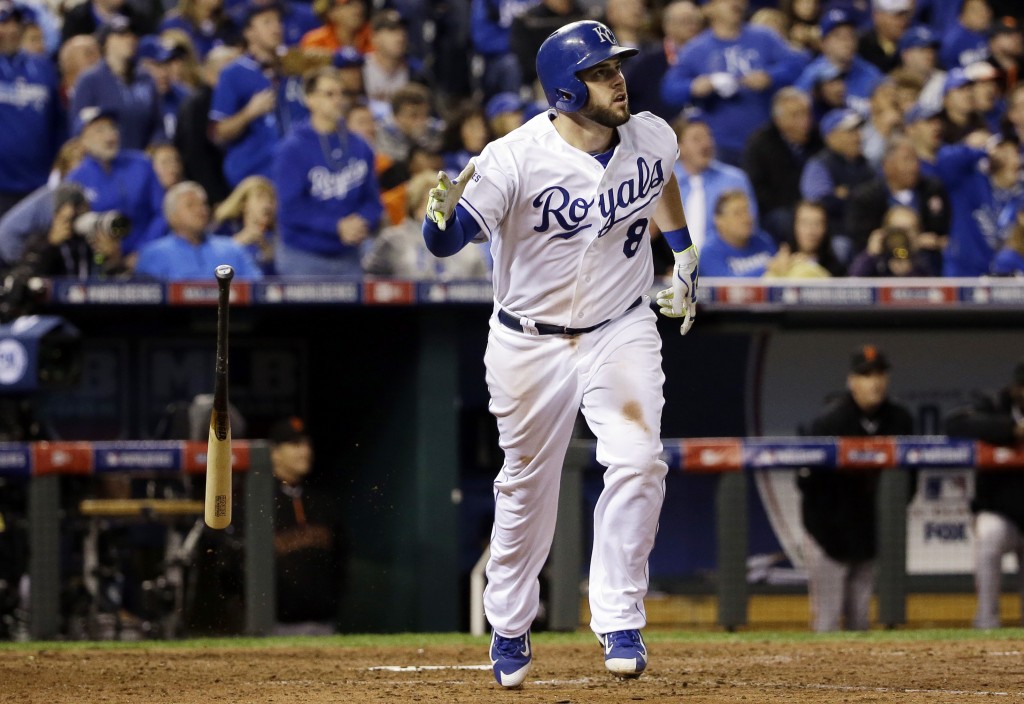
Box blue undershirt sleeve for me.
[422,204,482,257]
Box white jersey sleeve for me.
[459,138,521,242]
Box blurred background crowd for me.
[2,0,1024,285]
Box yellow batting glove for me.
[426,161,476,231]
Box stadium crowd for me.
[1,0,1024,282]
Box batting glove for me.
[426,161,476,231]
[656,245,699,336]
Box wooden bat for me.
[205,264,235,529]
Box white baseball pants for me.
[973,510,1024,629]
[803,532,875,632]
[482,303,668,637]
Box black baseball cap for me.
[850,344,891,375]
[268,416,309,444]
[989,16,1020,39]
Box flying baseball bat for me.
[205,264,235,529]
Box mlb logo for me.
[923,474,968,501]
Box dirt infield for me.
[3,634,1024,703]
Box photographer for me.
[13,183,127,279]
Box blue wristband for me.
[663,227,693,253]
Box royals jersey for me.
[460,110,678,328]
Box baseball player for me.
[422,20,698,687]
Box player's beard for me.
[580,99,630,128]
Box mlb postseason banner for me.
[0,440,254,476]
[45,278,1024,309]
[4,437,1019,477]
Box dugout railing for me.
[543,436,1024,632]
[1,440,274,639]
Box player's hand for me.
[426,161,475,231]
[656,245,698,336]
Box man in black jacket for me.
[798,345,914,632]
[945,361,1024,629]
[743,87,823,243]
[845,135,951,271]
[173,46,239,208]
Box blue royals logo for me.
[532,157,665,239]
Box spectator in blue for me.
[469,0,535,98]
[272,66,382,276]
[159,0,237,59]
[71,15,162,151]
[858,0,915,74]
[913,0,962,39]
[939,67,987,144]
[624,0,705,122]
[662,0,807,166]
[799,107,875,260]
[936,130,1023,276]
[992,206,1024,275]
[899,25,946,114]
[210,0,307,188]
[66,106,165,262]
[796,6,883,115]
[0,0,62,218]
[136,36,192,142]
[135,181,263,281]
[940,0,992,69]
[904,101,943,178]
[699,189,779,277]
[744,87,823,243]
[673,109,758,250]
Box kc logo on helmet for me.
[592,25,617,45]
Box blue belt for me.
[497,296,644,336]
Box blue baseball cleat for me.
[489,630,532,687]
[599,629,648,677]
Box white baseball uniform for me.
[460,109,678,637]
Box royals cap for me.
[820,6,855,38]
[904,102,940,124]
[137,35,174,63]
[898,25,939,52]
[73,105,119,135]
[485,92,523,121]
[820,108,864,137]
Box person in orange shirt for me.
[300,0,372,55]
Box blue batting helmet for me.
[536,21,638,113]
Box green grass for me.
[2,628,1023,652]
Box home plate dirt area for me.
[2,635,1024,703]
